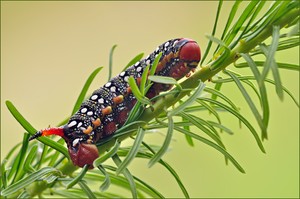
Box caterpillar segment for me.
[29,38,201,168]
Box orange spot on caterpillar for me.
[86,139,93,144]
[92,118,101,127]
[83,126,93,134]
[102,106,112,116]
[126,87,132,94]
[113,95,124,104]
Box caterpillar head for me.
[67,142,99,169]
[155,38,201,80]
[178,38,201,68]
[29,126,99,169]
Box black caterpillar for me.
[29,38,201,168]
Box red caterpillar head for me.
[29,126,99,169]
[178,38,201,67]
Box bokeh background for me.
[1,1,299,198]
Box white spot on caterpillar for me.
[173,40,178,46]
[124,76,129,82]
[136,67,142,72]
[134,62,140,67]
[105,82,111,87]
[155,47,159,52]
[110,86,116,92]
[81,108,87,113]
[87,111,93,116]
[77,122,83,128]
[164,41,170,47]
[72,138,80,147]
[68,120,77,128]
[98,98,104,104]
[120,71,126,77]
[91,95,98,100]
[146,59,150,65]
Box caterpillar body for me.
[29,38,201,168]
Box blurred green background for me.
[1,1,299,198]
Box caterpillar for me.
[29,38,201,168]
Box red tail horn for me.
[29,127,64,141]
